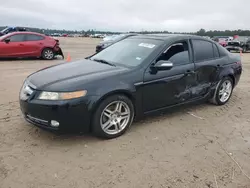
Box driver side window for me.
[157,41,190,66]
[6,34,26,42]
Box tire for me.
[42,48,54,60]
[92,95,134,139]
[209,77,233,105]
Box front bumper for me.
[19,98,92,133]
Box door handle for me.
[185,70,195,75]
[19,44,24,46]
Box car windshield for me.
[1,27,11,34]
[91,38,163,67]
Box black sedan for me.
[95,33,137,53]
[19,34,242,139]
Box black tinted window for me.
[158,42,190,66]
[213,44,220,58]
[8,34,26,42]
[26,34,44,41]
[192,40,214,62]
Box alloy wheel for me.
[100,101,131,135]
[218,80,232,103]
[44,49,54,59]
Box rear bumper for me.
[53,47,64,58]
[226,46,242,51]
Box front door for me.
[142,40,196,112]
[0,34,26,57]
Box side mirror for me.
[4,38,10,43]
[152,60,173,71]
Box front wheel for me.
[92,95,134,139]
[42,48,54,60]
[210,77,233,105]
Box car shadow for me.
[26,100,214,145]
[0,56,64,61]
[133,101,212,127]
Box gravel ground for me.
[0,37,250,188]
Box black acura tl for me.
[19,34,242,139]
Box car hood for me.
[27,59,128,91]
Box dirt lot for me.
[0,37,250,188]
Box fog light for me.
[51,120,60,127]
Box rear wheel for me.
[92,95,134,139]
[42,48,54,60]
[209,77,233,105]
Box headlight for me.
[38,90,87,100]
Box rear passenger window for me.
[26,34,44,41]
[192,40,214,62]
[213,44,220,58]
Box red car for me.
[0,32,64,60]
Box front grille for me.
[26,114,49,126]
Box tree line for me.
[1,26,250,37]
[131,29,250,37]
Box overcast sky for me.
[0,0,249,32]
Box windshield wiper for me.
[92,58,116,67]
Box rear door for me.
[0,34,26,57]
[191,39,226,97]
[24,34,45,56]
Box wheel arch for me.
[89,90,136,130]
[217,67,235,87]
[40,47,54,56]
[91,90,136,113]
[227,74,235,87]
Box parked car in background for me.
[19,34,242,139]
[226,36,250,53]
[96,33,138,52]
[50,33,62,37]
[212,36,233,47]
[0,26,27,36]
[0,32,64,60]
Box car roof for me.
[4,31,45,37]
[128,34,211,42]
